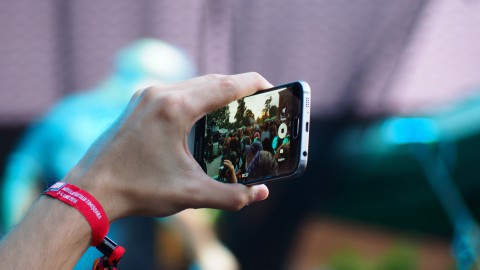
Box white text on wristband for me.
[44,182,109,246]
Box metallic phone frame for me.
[188,81,311,185]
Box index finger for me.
[182,72,273,117]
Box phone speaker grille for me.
[305,97,310,108]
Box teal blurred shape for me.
[0,38,196,269]
[381,117,437,145]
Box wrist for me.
[0,196,92,269]
[44,182,110,246]
[64,165,128,222]
[42,181,127,268]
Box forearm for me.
[0,73,271,269]
[0,196,91,269]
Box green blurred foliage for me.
[327,242,418,270]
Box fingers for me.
[193,178,269,211]
[183,72,273,117]
[126,73,272,130]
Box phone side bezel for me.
[290,80,310,179]
[189,81,311,185]
[242,81,310,185]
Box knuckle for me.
[205,74,239,102]
[247,72,268,87]
[203,73,222,82]
[248,71,262,80]
[155,93,187,122]
[141,86,160,103]
[218,75,237,92]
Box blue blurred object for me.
[411,144,480,270]
[337,95,480,269]
[0,38,195,269]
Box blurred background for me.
[2,0,480,269]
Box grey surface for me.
[2,1,480,123]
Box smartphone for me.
[189,81,310,185]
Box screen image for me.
[201,87,297,184]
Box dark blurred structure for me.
[2,1,480,269]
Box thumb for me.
[193,178,269,211]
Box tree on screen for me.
[262,97,272,118]
[210,105,230,128]
[269,105,278,119]
[234,98,250,128]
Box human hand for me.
[223,160,238,184]
[66,73,272,221]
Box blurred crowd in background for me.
[2,1,480,269]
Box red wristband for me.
[44,182,109,246]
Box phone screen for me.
[194,82,307,185]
